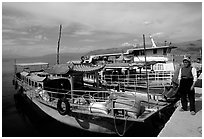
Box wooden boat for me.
[13,61,176,136]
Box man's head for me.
[183,57,191,67]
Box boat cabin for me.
[83,36,176,73]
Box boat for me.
[82,36,177,96]
[13,61,177,136]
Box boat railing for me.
[15,78,167,123]
[102,71,173,89]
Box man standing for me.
[178,56,197,115]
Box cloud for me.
[3,28,29,36]
[80,39,96,42]
[2,39,16,46]
[73,30,94,36]
[121,42,132,47]
[2,2,202,57]
[144,21,153,26]
[151,32,164,37]
[3,3,202,36]
[34,35,48,40]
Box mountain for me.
[2,39,201,64]
[2,52,85,65]
[85,39,202,57]
[171,39,202,55]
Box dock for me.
[158,87,202,137]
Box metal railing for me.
[101,71,173,89]
[14,75,164,120]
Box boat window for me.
[155,64,164,70]
[163,48,167,55]
[39,84,42,88]
[140,50,145,56]
[32,81,34,87]
[44,78,71,93]
[133,50,139,56]
[35,82,38,87]
[143,65,151,70]
[153,49,157,54]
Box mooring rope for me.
[114,113,128,136]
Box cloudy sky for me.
[2,2,202,57]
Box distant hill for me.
[85,39,202,57]
[3,39,201,64]
[2,52,85,65]
[171,39,202,55]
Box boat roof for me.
[126,45,177,53]
[15,62,49,66]
[19,71,46,82]
[85,45,176,58]
[28,74,46,82]
[46,63,105,75]
[20,71,30,76]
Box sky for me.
[2,2,202,57]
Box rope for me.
[113,111,128,136]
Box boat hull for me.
[19,90,135,136]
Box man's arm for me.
[178,68,182,86]
[190,67,197,90]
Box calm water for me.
[2,59,175,137]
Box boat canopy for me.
[46,63,105,75]
[28,74,46,82]
[126,45,177,54]
[20,71,30,76]
[73,64,105,72]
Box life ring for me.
[57,98,71,115]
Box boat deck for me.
[158,87,202,137]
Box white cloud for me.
[151,32,164,37]
[34,35,48,40]
[3,28,28,35]
[73,30,94,36]
[80,39,96,42]
[2,2,202,57]
[144,21,152,25]
[2,39,16,46]
[122,42,132,47]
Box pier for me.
[158,87,202,137]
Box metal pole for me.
[14,59,16,75]
[143,34,150,107]
[13,59,17,83]
[57,24,62,64]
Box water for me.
[2,59,176,137]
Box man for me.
[178,56,197,115]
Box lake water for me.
[2,59,175,137]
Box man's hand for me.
[190,81,196,91]
[190,85,194,91]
